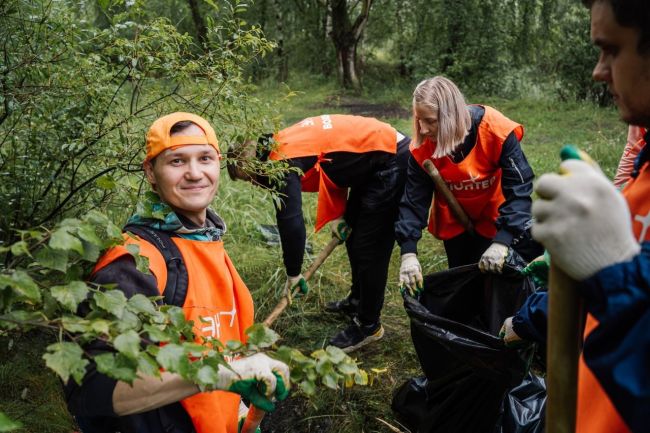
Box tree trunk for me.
[187,0,208,48]
[273,0,289,81]
[329,0,372,90]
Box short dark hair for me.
[583,0,650,54]
[170,120,197,135]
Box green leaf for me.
[164,306,187,327]
[156,343,190,375]
[354,370,368,385]
[94,290,127,318]
[225,340,245,352]
[322,372,339,389]
[126,244,150,275]
[114,330,141,358]
[95,353,137,383]
[245,323,279,348]
[0,311,40,331]
[85,210,110,227]
[35,246,69,272]
[143,324,171,343]
[90,319,111,335]
[137,352,160,378]
[337,362,358,375]
[325,345,346,364]
[299,380,316,395]
[0,412,22,432]
[61,316,91,333]
[95,175,117,190]
[43,342,89,384]
[115,309,142,332]
[49,228,84,255]
[77,224,102,246]
[51,281,88,312]
[10,241,29,257]
[81,239,101,263]
[127,294,157,315]
[195,365,219,388]
[105,221,123,240]
[7,270,41,303]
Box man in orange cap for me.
[65,113,290,433]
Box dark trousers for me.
[344,138,409,324]
[443,231,493,269]
[443,230,543,269]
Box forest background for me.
[0,0,626,432]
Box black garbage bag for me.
[495,372,546,433]
[392,257,538,433]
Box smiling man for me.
[65,113,290,433]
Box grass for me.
[0,75,627,433]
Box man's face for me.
[144,124,220,226]
[591,0,650,127]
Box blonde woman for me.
[395,76,541,291]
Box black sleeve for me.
[493,132,535,246]
[64,255,159,417]
[395,155,435,255]
[274,170,306,277]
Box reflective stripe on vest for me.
[576,159,650,433]
[94,236,255,433]
[410,106,524,240]
[269,115,397,231]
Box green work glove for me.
[216,353,290,412]
[329,217,351,242]
[285,274,309,297]
[520,251,550,287]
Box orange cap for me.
[145,112,219,162]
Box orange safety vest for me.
[410,106,524,240]
[94,235,255,433]
[269,114,397,231]
[576,156,650,433]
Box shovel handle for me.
[546,263,583,433]
[262,236,341,327]
[422,160,473,233]
[240,405,265,433]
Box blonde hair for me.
[412,76,471,158]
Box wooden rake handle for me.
[243,236,341,433]
[240,405,265,433]
[422,159,473,233]
[546,264,583,433]
[262,236,341,327]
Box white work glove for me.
[478,242,509,273]
[329,217,351,241]
[284,274,308,297]
[532,159,640,281]
[216,353,290,412]
[399,253,423,295]
[499,317,524,347]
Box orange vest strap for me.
[93,234,168,295]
